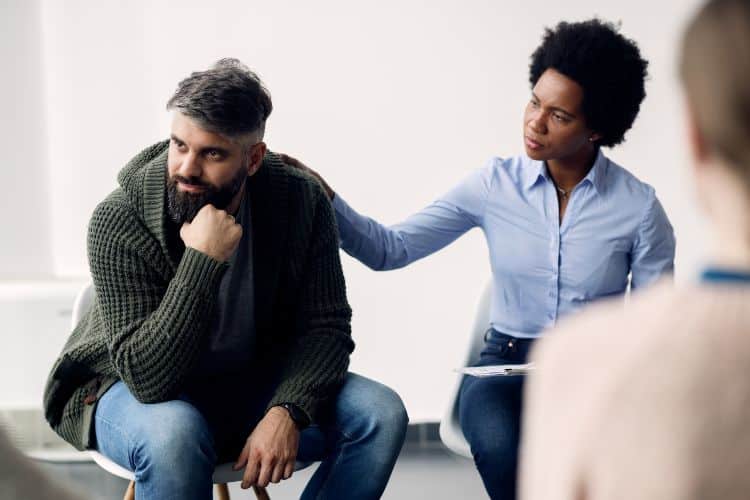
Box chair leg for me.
[252,485,271,500]
[124,478,239,500]
[124,478,244,500]
[123,480,135,500]
[216,483,231,500]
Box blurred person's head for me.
[165,58,272,224]
[680,0,750,245]
[524,19,648,163]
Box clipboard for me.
[455,363,535,377]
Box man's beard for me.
[166,167,248,224]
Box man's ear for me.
[246,142,267,177]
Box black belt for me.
[484,328,535,354]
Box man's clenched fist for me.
[180,204,242,262]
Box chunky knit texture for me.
[43,141,354,451]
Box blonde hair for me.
[680,0,750,180]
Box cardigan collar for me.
[118,140,290,331]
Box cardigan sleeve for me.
[266,190,354,422]
[88,200,228,403]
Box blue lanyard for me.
[701,268,750,284]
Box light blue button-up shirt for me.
[332,150,675,338]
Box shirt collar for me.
[582,148,608,195]
[522,148,608,195]
[521,157,547,191]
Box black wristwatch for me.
[278,403,311,430]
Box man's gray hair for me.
[166,58,272,142]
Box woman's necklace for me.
[556,186,571,200]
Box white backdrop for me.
[2,0,706,420]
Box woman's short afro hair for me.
[529,19,648,148]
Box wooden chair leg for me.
[124,478,242,500]
[123,480,135,500]
[252,485,271,500]
[216,483,231,500]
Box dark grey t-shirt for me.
[191,191,255,380]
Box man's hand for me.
[279,153,335,200]
[180,204,242,262]
[233,406,301,489]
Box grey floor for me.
[36,443,489,499]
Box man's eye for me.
[553,114,568,123]
[207,150,222,160]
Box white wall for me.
[3,0,706,420]
[0,281,82,408]
[0,0,53,278]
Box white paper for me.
[455,363,536,377]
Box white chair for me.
[72,282,309,500]
[438,281,492,458]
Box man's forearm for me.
[92,226,228,403]
[266,316,353,423]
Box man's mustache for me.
[172,175,211,189]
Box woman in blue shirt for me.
[284,19,675,500]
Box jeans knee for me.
[341,375,409,447]
[134,401,215,472]
[464,424,519,476]
[370,384,409,438]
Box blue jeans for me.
[458,330,534,500]
[93,373,408,500]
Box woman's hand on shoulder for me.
[279,153,335,200]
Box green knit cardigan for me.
[43,141,354,450]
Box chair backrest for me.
[439,281,492,458]
[464,282,493,366]
[71,282,95,330]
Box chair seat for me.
[88,450,310,484]
[438,415,472,459]
[89,451,134,481]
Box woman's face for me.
[523,69,600,162]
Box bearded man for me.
[43,58,407,500]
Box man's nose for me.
[528,112,547,134]
[177,152,201,178]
